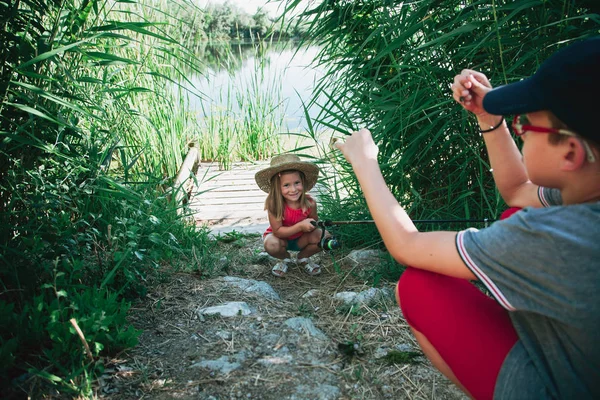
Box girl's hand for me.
[333,128,378,166]
[300,219,316,232]
[451,69,494,117]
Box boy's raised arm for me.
[334,129,475,280]
[453,70,543,208]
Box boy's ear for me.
[560,137,587,171]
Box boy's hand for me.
[452,69,494,116]
[333,128,379,166]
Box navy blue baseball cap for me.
[483,37,600,145]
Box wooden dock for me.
[189,162,270,235]
[188,160,330,235]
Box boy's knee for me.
[397,268,434,324]
[398,268,423,300]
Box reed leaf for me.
[283,0,599,229]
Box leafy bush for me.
[0,0,217,396]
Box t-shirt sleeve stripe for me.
[456,230,516,311]
[538,186,550,208]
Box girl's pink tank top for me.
[264,202,312,240]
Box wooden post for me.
[173,143,199,212]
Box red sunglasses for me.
[511,115,596,163]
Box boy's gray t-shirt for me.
[456,187,599,399]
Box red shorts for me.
[397,208,521,400]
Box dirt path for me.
[98,236,467,400]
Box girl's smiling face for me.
[279,171,304,205]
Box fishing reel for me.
[310,220,341,251]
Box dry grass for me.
[98,236,466,399]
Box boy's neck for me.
[561,190,600,205]
[558,171,600,205]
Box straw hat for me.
[255,154,320,193]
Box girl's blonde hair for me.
[264,170,314,220]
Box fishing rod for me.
[310,218,495,250]
[313,219,495,226]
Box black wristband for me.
[479,116,504,133]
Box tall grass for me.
[282,0,599,250]
[196,42,286,169]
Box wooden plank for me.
[197,164,268,176]
[190,203,266,213]
[194,190,266,199]
[199,181,258,187]
[199,169,261,177]
[194,199,264,205]
[197,188,260,194]
[199,161,269,168]
[199,175,255,180]
[198,176,258,184]
[197,181,259,188]
[189,197,266,206]
[199,173,257,180]
[193,209,267,220]
[194,192,266,200]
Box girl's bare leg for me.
[263,234,289,259]
[297,229,325,259]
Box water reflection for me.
[184,42,324,132]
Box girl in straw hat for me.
[255,154,328,277]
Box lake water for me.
[184,44,325,132]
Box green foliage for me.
[0,0,218,396]
[383,350,422,365]
[297,302,314,317]
[337,303,364,316]
[215,230,246,243]
[283,0,600,240]
[157,0,303,43]
[337,341,363,357]
[196,42,286,168]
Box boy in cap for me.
[334,37,599,399]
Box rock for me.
[255,251,276,265]
[262,333,281,347]
[302,289,320,298]
[353,287,384,305]
[190,356,241,374]
[215,330,232,340]
[221,276,281,300]
[343,249,385,268]
[373,347,389,359]
[198,301,253,317]
[283,317,328,340]
[290,384,341,400]
[334,291,357,303]
[334,287,392,307]
[257,355,293,366]
[396,343,413,352]
[374,343,416,359]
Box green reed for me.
[282,0,599,241]
[195,42,286,169]
[0,0,220,396]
